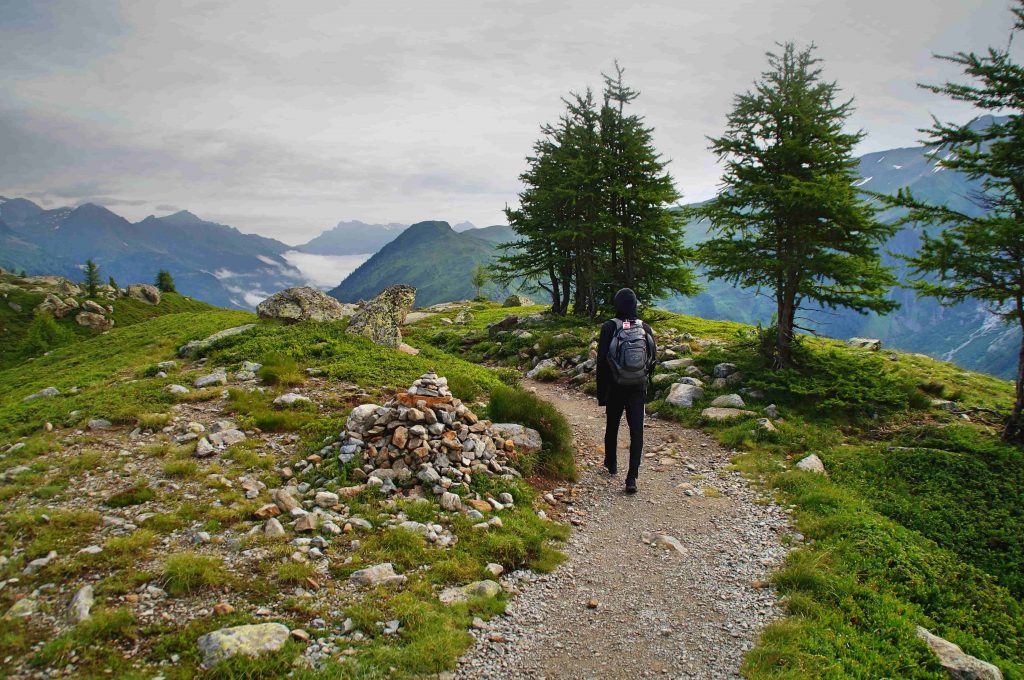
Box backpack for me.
[608,319,652,386]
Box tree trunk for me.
[1005,312,1024,445]
[776,292,796,369]
[547,265,561,315]
[560,267,572,316]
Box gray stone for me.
[440,491,463,512]
[179,324,257,357]
[666,383,704,408]
[194,369,227,388]
[87,419,113,430]
[67,585,94,623]
[4,598,37,618]
[503,294,533,307]
[487,315,519,336]
[264,518,286,538]
[166,384,190,395]
[349,562,407,588]
[660,358,694,370]
[126,284,161,305]
[209,429,246,448]
[196,623,290,668]
[847,337,882,351]
[257,287,355,323]
[701,407,756,421]
[526,358,559,379]
[915,626,1003,680]
[712,363,737,379]
[194,437,215,457]
[274,393,311,406]
[795,454,826,475]
[710,394,745,408]
[23,386,60,402]
[489,423,543,454]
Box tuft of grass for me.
[104,484,156,508]
[162,552,228,596]
[258,352,305,387]
[533,366,560,382]
[136,412,171,429]
[162,459,200,479]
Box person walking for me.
[596,288,656,494]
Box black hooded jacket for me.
[596,288,656,406]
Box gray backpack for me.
[608,319,652,386]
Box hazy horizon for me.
[1,0,1016,242]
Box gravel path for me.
[455,380,792,679]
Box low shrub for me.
[162,552,228,596]
[105,484,156,508]
[487,384,576,480]
[258,352,304,386]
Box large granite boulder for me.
[126,284,161,305]
[257,287,355,323]
[666,383,704,408]
[345,285,416,349]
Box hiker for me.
[596,287,656,494]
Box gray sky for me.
[0,0,1013,244]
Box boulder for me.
[75,311,113,331]
[847,337,882,351]
[274,393,311,406]
[503,294,533,307]
[257,287,354,323]
[348,562,407,588]
[755,418,778,433]
[487,315,519,336]
[82,300,105,314]
[196,623,290,668]
[345,284,417,348]
[439,579,502,605]
[915,626,1003,680]
[126,284,161,305]
[23,386,60,402]
[36,293,75,318]
[712,363,738,379]
[179,324,257,357]
[701,407,756,420]
[66,585,94,624]
[666,383,704,408]
[526,358,559,379]
[660,358,694,370]
[194,369,228,388]
[795,453,826,475]
[710,394,746,408]
[490,423,543,455]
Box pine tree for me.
[470,262,491,300]
[155,270,176,293]
[84,259,100,298]
[497,67,695,317]
[108,275,118,290]
[691,43,897,367]
[888,2,1024,444]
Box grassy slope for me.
[419,302,1023,679]
[0,305,572,679]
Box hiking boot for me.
[603,461,617,475]
[625,478,638,494]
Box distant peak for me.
[167,209,203,223]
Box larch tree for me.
[692,42,897,368]
[889,1,1024,444]
[84,259,100,298]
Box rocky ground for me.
[454,380,792,680]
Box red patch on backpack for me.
[622,320,632,329]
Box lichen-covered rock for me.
[257,287,355,323]
[349,562,407,588]
[196,623,290,668]
[126,284,161,305]
[67,585,94,623]
[526,358,559,379]
[75,311,113,331]
[490,423,543,455]
[345,284,416,348]
[439,579,502,604]
[710,394,745,408]
[503,294,533,307]
[23,386,60,402]
[36,293,76,318]
[179,324,257,357]
[795,453,826,475]
[700,407,756,421]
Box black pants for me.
[604,387,645,481]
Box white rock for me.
[666,383,704,408]
[795,454,826,475]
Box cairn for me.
[335,373,526,498]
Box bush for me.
[487,384,576,480]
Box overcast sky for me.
[0,0,1014,244]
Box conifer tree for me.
[692,43,897,367]
[155,269,176,293]
[84,259,100,298]
[889,1,1024,443]
[108,275,118,290]
[470,262,490,300]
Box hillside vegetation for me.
[0,300,572,679]
[413,300,1024,678]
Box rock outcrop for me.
[345,284,416,349]
[126,284,161,305]
[75,311,113,331]
[847,337,882,351]
[503,294,533,307]
[257,287,356,323]
[178,324,257,357]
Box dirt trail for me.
[455,380,791,679]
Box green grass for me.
[487,384,576,480]
[162,552,228,596]
[104,484,157,508]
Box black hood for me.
[613,288,638,319]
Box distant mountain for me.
[0,198,303,309]
[294,220,408,256]
[452,221,478,232]
[663,114,1020,379]
[328,221,517,307]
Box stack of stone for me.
[334,373,530,498]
